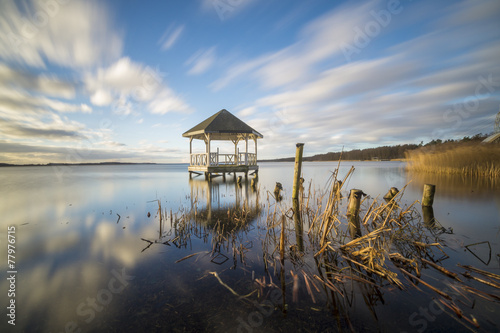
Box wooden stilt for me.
[347,189,364,238]
[274,182,283,202]
[293,198,304,252]
[383,187,399,201]
[292,143,304,200]
[422,184,436,207]
[422,205,436,228]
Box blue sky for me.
[0,0,499,164]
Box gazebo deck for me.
[188,164,259,173]
[188,152,258,175]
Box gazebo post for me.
[205,133,211,166]
[234,139,238,165]
[245,134,249,166]
[189,137,193,162]
[245,135,249,178]
[254,137,257,161]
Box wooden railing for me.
[238,153,257,166]
[190,153,208,166]
[190,153,257,167]
[218,154,236,165]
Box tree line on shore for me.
[266,133,490,162]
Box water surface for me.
[0,162,498,332]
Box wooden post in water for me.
[158,200,162,238]
[274,182,283,202]
[422,184,436,207]
[250,173,257,189]
[422,205,436,228]
[292,143,304,200]
[347,189,364,238]
[293,198,304,252]
[383,187,399,201]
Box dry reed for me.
[143,166,500,330]
[406,143,500,177]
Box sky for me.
[0,0,499,164]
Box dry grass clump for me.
[405,143,500,177]
[255,165,499,330]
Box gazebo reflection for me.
[188,176,261,231]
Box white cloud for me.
[237,106,257,118]
[158,24,184,50]
[90,89,113,106]
[86,57,192,114]
[38,97,92,114]
[0,63,76,99]
[0,139,184,164]
[0,109,87,141]
[0,0,123,68]
[185,47,216,75]
[148,88,192,114]
[86,57,148,95]
[0,78,91,115]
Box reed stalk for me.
[406,143,500,178]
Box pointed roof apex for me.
[182,109,263,139]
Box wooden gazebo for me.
[182,109,263,179]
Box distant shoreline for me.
[259,158,406,163]
[0,162,170,167]
[0,160,405,167]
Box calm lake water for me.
[0,162,499,332]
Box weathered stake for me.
[422,205,436,228]
[250,173,258,189]
[383,187,399,201]
[292,143,304,200]
[422,184,436,207]
[293,199,304,252]
[274,182,283,202]
[347,189,364,238]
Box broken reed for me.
[405,143,500,178]
[258,168,499,330]
[150,181,265,265]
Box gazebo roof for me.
[182,109,263,140]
